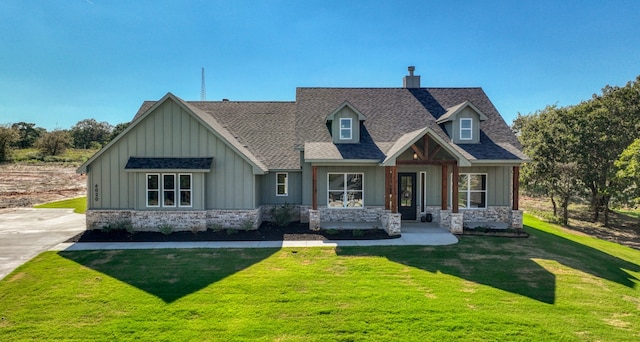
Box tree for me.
[614,138,640,207]
[570,77,640,226]
[108,122,130,143]
[36,130,71,156]
[11,122,43,148]
[70,119,112,149]
[0,125,18,162]
[517,105,580,223]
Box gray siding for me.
[88,99,256,211]
[458,166,511,206]
[331,107,360,144]
[314,166,385,207]
[259,171,302,205]
[452,107,481,144]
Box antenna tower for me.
[200,67,206,101]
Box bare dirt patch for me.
[521,196,640,250]
[0,163,86,208]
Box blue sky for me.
[1,0,639,130]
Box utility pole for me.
[200,67,206,101]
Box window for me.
[460,118,472,140]
[328,173,363,208]
[458,174,487,209]
[163,174,176,207]
[146,173,192,207]
[179,174,192,207]
[276,172,288,196]
[147,174,160,207]
[339,118,352,140]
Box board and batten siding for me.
[88,99,256,211]
[457,166,511,206]
[258,171,302,205]
[310,165,385,207]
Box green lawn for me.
[1,214,639,341]
[615,208,640,219]
[34,196,87,214]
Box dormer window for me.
[460,118,472,140]
[339,118,352,140]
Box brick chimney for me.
[403,66,421,88]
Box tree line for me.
[0,119,129,162]
[513,75,640,227]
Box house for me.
[77,67,528,235]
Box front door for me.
[398,173,417,220]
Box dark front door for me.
[398,173,417,220]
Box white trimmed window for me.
[147,174,160,207]
[328,173,363,208]
[179,174,192,207]
[147,173,192,207]
[339,118,352,140]
[276,172,288,196]
[460,118,473,140]
[458,173,487,209]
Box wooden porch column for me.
[512,166,520,210]
[441,164,448,210]
[384,166,390,210]
[452,163,459,213]
[390,166,398,213]
[312,165,318,210]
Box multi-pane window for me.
[147,174,160,207]
[339,118,352,140]
[460,118,472,140]
[146,173,192,207]
[328,173,363,208]
[179,174,192,207]
[458,173,487,209]
[276,172,288,196]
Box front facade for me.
[78,67,527,235]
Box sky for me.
[1,0,639,130]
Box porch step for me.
[319,221,383,230]
[464,221,509,230]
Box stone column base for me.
[511,210,523,229]
[309,210,320,231]
[449,213,464,234]
[381,211,402,236]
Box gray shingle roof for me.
[294,87,524,162]
[125,157,213,170]
[130,87,525,170]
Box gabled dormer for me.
[325,101,367,144]
[436,101,488,144]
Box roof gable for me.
[436,101,488,124]
[325,101,367,122]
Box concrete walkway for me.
[53,226,458,251]
[0,208,85,280]
[0,207,457,280]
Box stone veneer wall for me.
[318,207,385,222]
[460,206,512,223]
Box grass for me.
[1,214,639,341]
[615,208,640,219]
[34,196,87,214]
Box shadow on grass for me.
[59,248,278,303]
[336,223,640,304]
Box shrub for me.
[270,203,295,227]
[351,229,365,237]
[158,224,174,235]
[208,223,224,232]
[190,226,201,235]
[241,219,254,230]
[101,220,134,234]
[226,228,238,235]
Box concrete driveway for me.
[0,208,85,280]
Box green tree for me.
[36,130,71,156]
[11,122,43,148]
[614,138,640,207]
[571,76,640,226]
[70,119,112,149]
[517,105,580,224]
[0,125,19,162]
[108,122,130,143]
